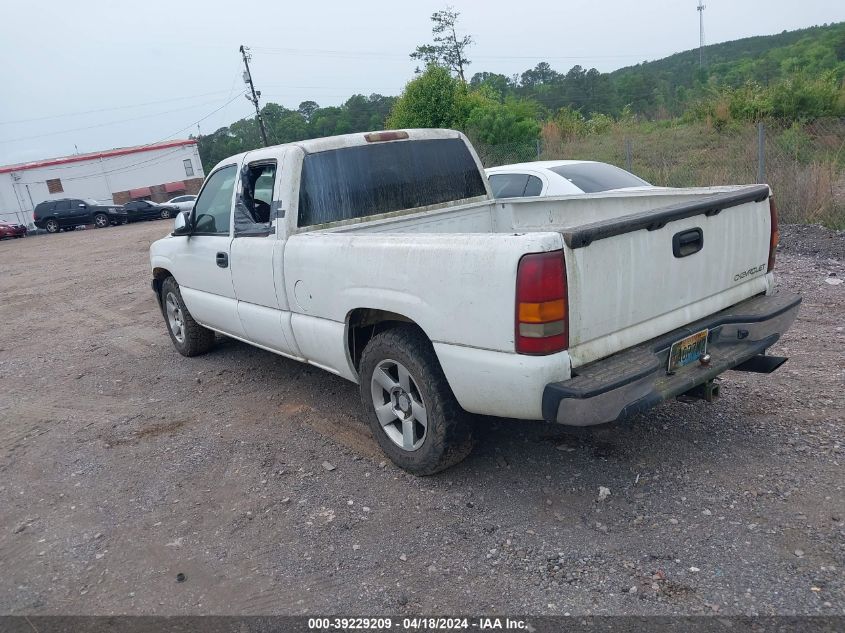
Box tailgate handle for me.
[672,228,703,258]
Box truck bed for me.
[316,184,775,369]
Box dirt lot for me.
[0,221,842,616]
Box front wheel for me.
[160,208,172,219]
[359,325,474,475]
[161,277,216,357]
[93,213,109,228]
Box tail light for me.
[515,250,568,355]
[364,131,409,143]
[767,196,779,272]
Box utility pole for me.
[697,1,706,69]
[239,44,269,146]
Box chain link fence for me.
[474,117,845,228]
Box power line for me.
[4,96,245,177]
[0,97,240,144]
[0,89,237,126]
[250,45,649,61]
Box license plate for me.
[667,329,709,373]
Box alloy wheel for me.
[165,292,185,343]
[370,359,428,451]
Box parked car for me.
[486,160,655,198]
[166,195,197,212]
[0,220,27,239]
[123,200,179,222]
[33,198,127,233]
[150,128,799,475]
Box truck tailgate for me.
[560,185,774,368]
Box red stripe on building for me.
[164,181,186,193]
[0,139,197,174]
[129,187,153,199]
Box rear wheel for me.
[93,213,109,228]
[359,325,474,475]
[161,276,215,357]
[45,219,59,233]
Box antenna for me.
[697,0,706,68]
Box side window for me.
[523,175,543,197]
[488,173,529,199]
[234,161,276,236]
[55,200,71,212]
[192,165,236,234]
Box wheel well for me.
[151,268,173,300]
[347,309,423,371]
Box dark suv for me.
[33,198,127,233]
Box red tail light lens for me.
[768,196,779,273]
[515,250,568,355]
[364,131,409,143]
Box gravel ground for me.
[0,221,842,616]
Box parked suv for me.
[33,198,127,233]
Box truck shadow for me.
[214,335,759,491]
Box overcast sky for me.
[0,0,842,165]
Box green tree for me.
[410,7,473,82]
[297,101,320,123]
[464,95,540,145]
[387,65,466,128]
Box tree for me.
[520,62,560,88]
[465,97,540,143]
[297,101,320,123]
[387,65,467,128]
[410,7,472,82]
[469,72,512,101]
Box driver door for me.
[171,164,244,337]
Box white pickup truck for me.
[149,129,800,474]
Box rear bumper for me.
[542,292,801,426]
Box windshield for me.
[549,163,650,193]
[84,199,100,206]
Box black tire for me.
[93,213,109,228]
[160,208,172,219]
[358,325,474,475]
[160,276,216,357]
[45,219,59,233]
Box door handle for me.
[216,252,229,268]
[672,228,703,258]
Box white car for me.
[486,160,655,198]
[150,129,799,474]
[165,194,197,212]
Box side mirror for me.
[172,211,190,236]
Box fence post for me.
[757,122,766,184]
[625,139,633,172]
[536,139,541,160]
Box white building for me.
[0,140,205,226]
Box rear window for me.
[549,163,649,193]
[297,138,487,227]
[488,173,544,199]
